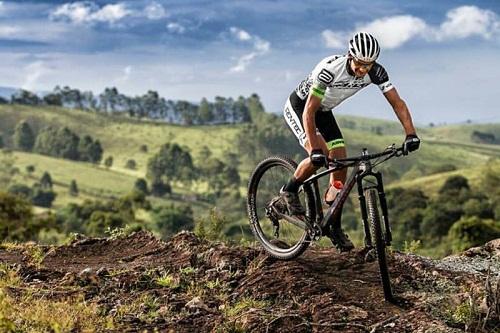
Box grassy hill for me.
[1,104,500,239]
[0,105,242,176]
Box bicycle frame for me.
[302,149,394,247]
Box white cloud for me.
[0,23,70,42]
[22,61,49,90]
[167,22,186,34]
[357,15,428,49]
[0,25,19,38]
[144,1,167,20]
[229,27,271,73]
[321,30,346,48]
[437,6,499,40]
[91,3,130,23]
[230,27,251,41]
[50,2,132,25]
[322,5,500,50]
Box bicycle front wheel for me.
[247,156,315,260]
[365,188,393,301]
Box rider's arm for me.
[303,94,323,150]
[369,63,417,136]
[384,88,417,136]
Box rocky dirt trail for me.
[0,231,499,332]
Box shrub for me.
[104,156,113,168]
[0,192,34,241]
[448,216,500,252]
[151,204,194,239]
[69,180,79,196]
[134,178,148,194]
[125,159,137,170]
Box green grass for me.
[389,159,500,196]
[0,104,242,175]
[2,103,500,212]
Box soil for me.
[1,231,499,332]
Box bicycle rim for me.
[247,156,311,260]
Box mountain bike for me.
[247,144,406,302]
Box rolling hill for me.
[1,103,499,239]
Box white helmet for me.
[348,32,380,63]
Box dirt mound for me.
[1,232,499,332]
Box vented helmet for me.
[348,32,380,63]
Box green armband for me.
[311,86,325,99]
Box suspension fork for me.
[357,171,392,247]
[356,174,372,248]
[373,172,392,245]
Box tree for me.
[13,121,35,152]
[421,201,463,240]
[78,135,103,163]
[69,180,79,196]
[146,143,195,183]
[125,159,137,170]
[463,197,494,219]
[40,172,53,190]
[43,93,62,106]
[448,217,500,252]
[151,204,194,239]
[104,156,113,168]
[0,191,34,241]
[11,89,40,105]
[150,179,171,197]
[140,144,148,153]
[7,184,33,199]
[34,126,80,160]
[25,165,35,174]
[439,175,469,195]
[246,93,265,123]
[134,178,148,194]
[86,211,126,237]
[31,183,56,208]
[199,97,214,124]
[0,135,4,149]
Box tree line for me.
[12,121,103,163]
[5,86,259,125]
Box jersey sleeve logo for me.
[368,64,389,85]
[317,69,334,85]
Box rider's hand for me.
[310,149,327,167]
[402,134,420,155]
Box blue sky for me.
[0,0,499,124]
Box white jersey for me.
[294,54,394,111]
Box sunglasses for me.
[352,58,374,69]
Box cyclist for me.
[281,32,420,252]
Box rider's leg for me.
[292,134,329,182]
[281,134,327,216]
[325,146,347,203]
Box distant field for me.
[1,104,500,211]
[389,159,500,196]
[0,105,242,175]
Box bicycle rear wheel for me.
[247,156,315,260]
[365,188,393,301]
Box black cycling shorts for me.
[283,91,345,150]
